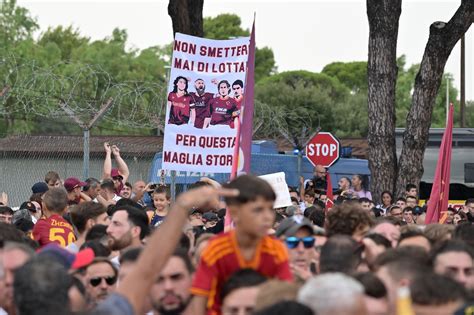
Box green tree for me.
[0,0,38,48]
[0,0,39,134]
[321,57,461,130]
[204,13,277,82]
[367,0,472,201]
[0,0,170,136]
[322,61,367,93]
[256,70,357,145]
[203,13,248,39]
[38,26,89,60]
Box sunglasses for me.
[285,236,315,249]
[112,176,123,181]
[89,276,117,287]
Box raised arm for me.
[111,145,130,183]
[102,142,112,180]
[131,182,151,203]
[117,186,238,314]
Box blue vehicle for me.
[148,140,370,191]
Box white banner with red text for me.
[161,33,250,173]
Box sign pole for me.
[170,170,176,202]
[297,150,302,180]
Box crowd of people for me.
[0,143,474,315]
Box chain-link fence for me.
[0,133,372,207]
[0,135,158,207]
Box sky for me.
[17,0,474,101]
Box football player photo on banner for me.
[162,33,250,173]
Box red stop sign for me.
[305,132,340,167]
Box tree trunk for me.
[396,0,473,197]
[366,0,402,203]
[168,0,204,37]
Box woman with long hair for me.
[168,76,193,125]
[350,174,372,200]
[376,190,393,215]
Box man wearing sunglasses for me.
[85,257,118,308]
[283,218,316,282]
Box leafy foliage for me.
[322,56,461,129]
[0,0,170,136]
[204,13,277,82]
[255,70,367,143]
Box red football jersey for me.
[190,92,214,129]
[209,97,239,126]
[168,92,193,125]
[33,214,76,248]
[191,230,292,315]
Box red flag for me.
[240,17,256,174]
[425,104,454,224]
[326,172,334,211]
[225,18,256,229]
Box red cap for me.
[64,177,86,192]
[111,168,123,179]
[71,248,95,270]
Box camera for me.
[413,206,423,215]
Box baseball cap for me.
[202,212,218,222]
[111,169,123,179]
[19,201,38,212]
[64,177,86,192]
[71,248,95,270]
[31,182,49,194]
[275,217,315,238]
[38,244,95,270]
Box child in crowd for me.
[148,185,171,228]
[191,175,292,315]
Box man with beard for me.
[149,248,194,315]
[106,205,150,267]
[311,165,328,191]
[189,78,214,129]
[303,165,328,194]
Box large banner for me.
[162,33,251,173]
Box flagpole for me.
[230,118,241,179]
[225,17,256,230]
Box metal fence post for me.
[83,128,90,179]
